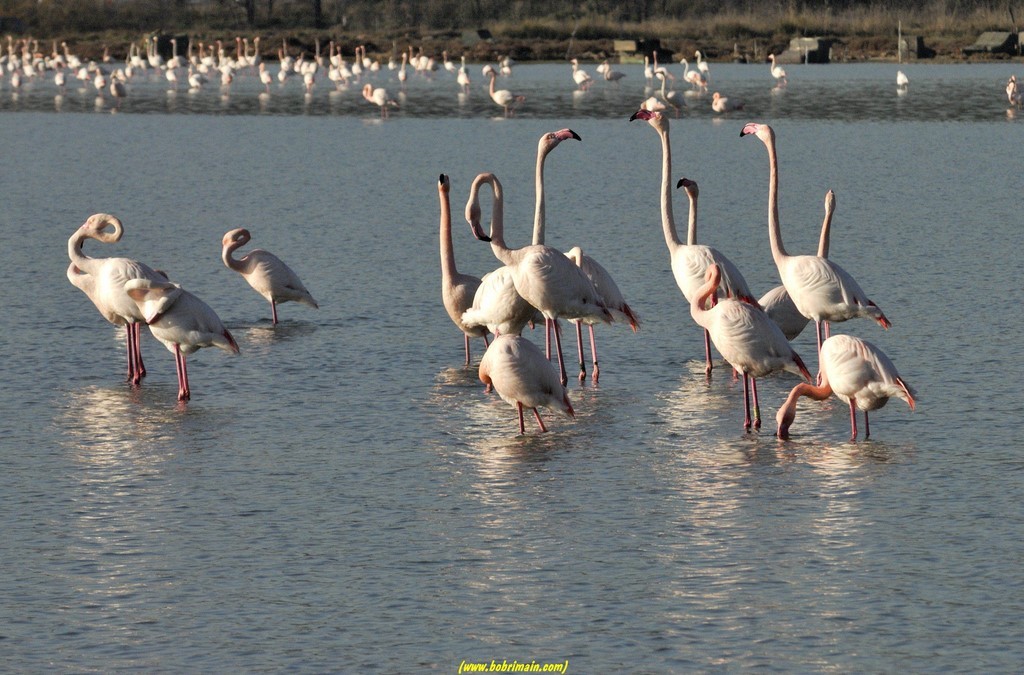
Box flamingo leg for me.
[704,328,714,377]
[124,324,136,383]
[550,318,568,387]
[588,325,600,383]
[516,402,525,434]
[575,321,586,381]
[533,408,548,433]
[742,373,752,430]
[133,322,146,379]
[270,300,279,325]
[174,344,190,401]
[751,377,761,429]
[545,321,552,359]
[848,399,858,441]
[863,411,871,439]
[463,334,471,366]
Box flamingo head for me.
[438,173,450,194]
[464,195,490,242]
[704,263,722,290]
[824,189,836,213]
[740,121,773,142]
[539,128,581,155]
[675,177,698,198]
[629,108,656,122]
[775,402,795,440]
[79,213,124,242]
[222,227,251,248]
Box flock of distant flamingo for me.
[438,115,917,440]
[10,34,1016,118]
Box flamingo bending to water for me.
[776,334,915,441]
[630,108,756,375]
[478,334,574,434]
[125,278,239,402]
[692,265,812,430]
[741,122,890,359]
[221,228,318,324]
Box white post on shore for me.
[898,20,903,63]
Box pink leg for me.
[550,318,568,386]
[863,411,870,439]
[516,402,525,434]
[848,399,858,441]
[751,377,761,429]
[575,321,586,381]
[175,344,190,401]
[704,328,714,377]
[532,408,548,432]
[270,300,279,325]
[742,373,752,430]
[588,325,600,383]
[134,322,146,379]
[124,324,135,383]
[463,334,471,366]
[545,321,552,359]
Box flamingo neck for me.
[533,145,550,246]
[657,125,684,251]
[776,379,834,437]
[817,191,835,258]
[221,237,249,273]
[764,130,789,265]
[685,190,698,246]
[471,174,515,266]
[439,187,458,279]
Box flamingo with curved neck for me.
[221,228,318,325]
[776,334,915,441]
[741,122,890,359]
[630,108,756,376]
[68,213,164,385]
[466,172,612,386]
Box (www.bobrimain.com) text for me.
[457,659,568,673]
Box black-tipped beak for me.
[569,130,581,141]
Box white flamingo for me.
[741,122,891,358]
[768,54,787,85]
[456,55,471,93]
[711,91,743,113]
[125,278,239,402]
[655,71,685,116]
[692,264,812,430]
[221,228,318,324]
[896,70,909,90]
[776,334,915,441]
[694,50,711,82]
[630,108,757,375]
[462,129,580,340]
[760,189,836,340]
[67,213,165,385]
[478,334,574,434]
[466,173,613,386]
[483,64,524,117]
[680,58,707,90]
[437,174,489,365]
[570,58,593,90]
[362,83,397,118]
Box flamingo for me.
[694,50,711,83]
[768,54,787,86]
[565,246,640,381]
[680,58,707,90]
[124,278,239,402]
[466,173,613,386]
[760,189,836,340]
[456,55,471,93]
[437,174,489,365]
[478,334,575,434]
[601,59,626,83]
[362,83,397,118]
[741,122,891,359]
[484,65,524,117]
[655,71,685,116]
[711,91,743,113]
[67,213,165,385]
[258,62,272,92]
[462,129,580,341]
[692,264,812,430]
[776,334,915,441]
[630,108,757,375]
[221,228,318,324]
[896,70,909,90]
[1006,75,1021,108]
[570,58,593,90]
[643,55,653,85]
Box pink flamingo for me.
[692,264,812,430]
[67,213,165,385]
[759,188,836,340]
[776,334,915,441]
[221,228,318,325]
[478,334,574,434]
[466,172,612,386]
[362,83,397,118]
[484,65,524,117]
[437,174,489,365]
[742,122,890,358]
[630,108,756,375]
[711,91,743,113]
[125,279,239,402]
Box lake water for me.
[1,60,1022,671]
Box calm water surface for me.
[1,62,1022,671]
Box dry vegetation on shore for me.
[5,1,1022,63]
